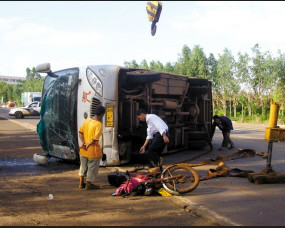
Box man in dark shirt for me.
[211,115,235,151]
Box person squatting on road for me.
[137,109,169,168]
[211,115,235,151]
[78,105,106,190]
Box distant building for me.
[0,75,25,85]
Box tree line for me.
[0,67,44,105]
[124,43,285,124]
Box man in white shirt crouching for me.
[137,109,169,168]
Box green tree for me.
[0,81,8,102]
[21,67,44,93]
[206,53,218,114]
[6,84,13,101]
[273,50,285,118]
[140,59,149,69]
[124,60,139,68]
[229,81,241,118]
[12,84,22,104]
[236,52,250,88]
[237,90,248,121]
[216,48,236,116]
[236,52,251,117]
[174,45,191,75]
[26,67,41,80]
[149,60,164,71]
[206,53,218,83]
[250,44,275,116]
[164,62,175,73]
[188,45,208,78]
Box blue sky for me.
[0,1,284,77]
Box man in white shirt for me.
[137,109,169,168]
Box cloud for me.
[0,17,21,31]
[0,18,107,75]
[167,1,285,55]
[2,21,106,48]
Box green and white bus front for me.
[37,64,122,166]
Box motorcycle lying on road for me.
[108,163,200,196]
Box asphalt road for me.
[1,107,285,226]
[0,108,77,177]
[0,107,39,131]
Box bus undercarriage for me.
[116,69,213,162]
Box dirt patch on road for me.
[0,168,217,226]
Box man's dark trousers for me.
[221,131,235,148]
[147,131,169,168]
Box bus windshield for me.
[37,68,80,160]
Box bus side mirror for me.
[36,63,51,73]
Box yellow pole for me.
[268,101,280,128]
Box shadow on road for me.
[0,157,79,177]
[0,116,78,177]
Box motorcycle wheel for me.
[161,163,200,194]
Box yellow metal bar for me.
[265,127,285,142]
[268,101,280,128]
[264,101,285,142]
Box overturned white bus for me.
[36,63,213,166]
